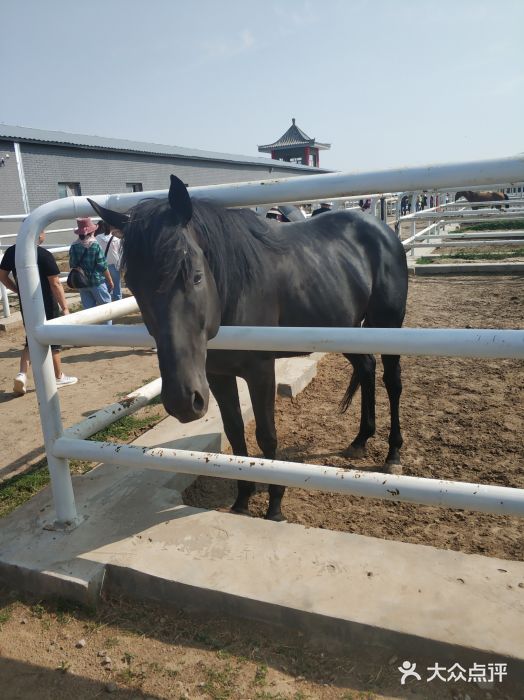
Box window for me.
[126,182,143,192]
[58,182,81,197]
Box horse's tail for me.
[339,371,360,413]
[504,192,509,209]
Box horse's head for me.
[89,176,221,423]
[455,191,467,202]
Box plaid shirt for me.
[69,241,108,286]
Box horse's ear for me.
[88,199,130,232]
[168,175,193,226]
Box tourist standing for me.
[95,221,122,301]
[0,230,77,395]
[69,218,114,321]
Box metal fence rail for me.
[14,153,524,526]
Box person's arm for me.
[94,243,114,291]
[48,275,69,314]
[69,245,78,268]
[104,268,114,291]
[0,268,18,294]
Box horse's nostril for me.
[192,391,205,413]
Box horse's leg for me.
[244,361,284,522]
[342,353,376,459]
[381,354,403,474]
[208,373,255,516]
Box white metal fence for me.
[14,154,524,528]
[396,190,524,254]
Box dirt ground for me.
[3,586,521,700]
[0,274,523,699]
[0,310,160,480]
[185,274,524,561]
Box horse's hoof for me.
[385,462,403,476]
[265,512,287,522]
[230,506,252,517]
[342,444,367,459]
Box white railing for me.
[397,196,524,255]
[14,154,524,527]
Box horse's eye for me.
[193,273,203,285]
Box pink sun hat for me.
[74,217,97,235]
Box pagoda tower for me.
[258,118,330,168]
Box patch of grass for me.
[417,248,524,264]
[115,666,146,686]
[0,413,162,518]
[293,693,308,700]
[0,464,50,517]
[104,636,120,648]
[30,602,46,619]
[203,663,238,700]
[55,610,72,624]
[0,604,13,626]
[90,413,162,443]
[122,651,135,665]
[444,248,524,260]
[254,663,268,686]
[194,630,222,650]
[458,219,524,232]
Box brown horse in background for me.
[455,190,509,210]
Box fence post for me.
[16,203,78,527]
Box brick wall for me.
[0,140,25,215]
[18,143,310,210]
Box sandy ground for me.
[0,274,523,699]
[4,587,520,700]
[0,310,160,480]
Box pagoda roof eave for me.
[258,141,331,152]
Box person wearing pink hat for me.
[69,218,114,322]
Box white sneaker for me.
[13,372,27,396]
[56,373,78,389]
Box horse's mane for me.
[122,198,287,311]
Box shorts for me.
[24,337,61,353]
[20,299,61,352]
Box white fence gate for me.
[15,154,524,527]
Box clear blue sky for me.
[2,0,523,172]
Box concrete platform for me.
[1,466,523,667]
[0,309,23,332]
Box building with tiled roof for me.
[258,118,330,168]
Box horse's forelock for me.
[122,199,193,292]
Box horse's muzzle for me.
[162,388,208,423]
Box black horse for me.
[89,176,408,521]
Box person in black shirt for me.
[0,230,77,395]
